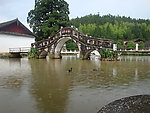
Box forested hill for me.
[70,14,150,41]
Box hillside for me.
[70,14,150,41]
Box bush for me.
[139,41,145,49]
[117,40,124,49]
[100,49,117,58]
[28,48,39,58]
[126,41,136,49]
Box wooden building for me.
[0,19,35,53]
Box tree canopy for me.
[70,14,150,41]
[27,0,70,41]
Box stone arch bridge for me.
[31,27,113,59]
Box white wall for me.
[0,34,35,52]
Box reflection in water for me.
[112,67,117,77]
[0,58,37,113]
[0,58,28,88]
[119,56,150,62]
[134,68,138,81]
[68,59,149,89]
[29,59,70,113]
[28,56,102,113]
[0,56,150,113]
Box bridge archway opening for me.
[54,37,80,58]
[84,49,101,60]
[65,40,79,51]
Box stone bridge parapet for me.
[31,27,114,59]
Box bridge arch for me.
[53,37,80,59]
[31,27,113,59]
[84,49,101,60]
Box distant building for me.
[123,39,144,46]
[0,19,35,53]
[145,41,150,48]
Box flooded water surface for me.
[0,56,150,113]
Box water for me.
[0,56,150,113]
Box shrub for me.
[100,49,117,58]
[28,48,39,58]
[126,41,136,49]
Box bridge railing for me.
[117,47,150,52]
[61,50,79,54]
[9,47,31,53]
[31,27,113,51]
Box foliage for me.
[27,0,70,41]
[100,49,117,58]
[126,41,136,49]
[117,40,124,49]
[65,40,79,51]
[28,48,39,58]
[138,41,145,48]
[70,14,150,41]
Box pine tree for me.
[27,0,70,41]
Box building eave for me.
[0,19,18,29]
[0,31,35,38]
[0,18,35,36]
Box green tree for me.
[66,40,78,51]
[27,0,70,41]
[70,14,150,41]
[139,41,145,49]
[117,40,124,49]
[126,41,136,49]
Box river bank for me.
[121,52,150,56]
[0,53,28,58]
[0,53,10,58]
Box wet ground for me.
[98,95,150,113]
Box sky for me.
[0,0,150,29]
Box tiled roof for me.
[0,19,18,28]
[0,18,35,37]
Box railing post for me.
[136,43,138,51]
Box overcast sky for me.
[0,0,150,29]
